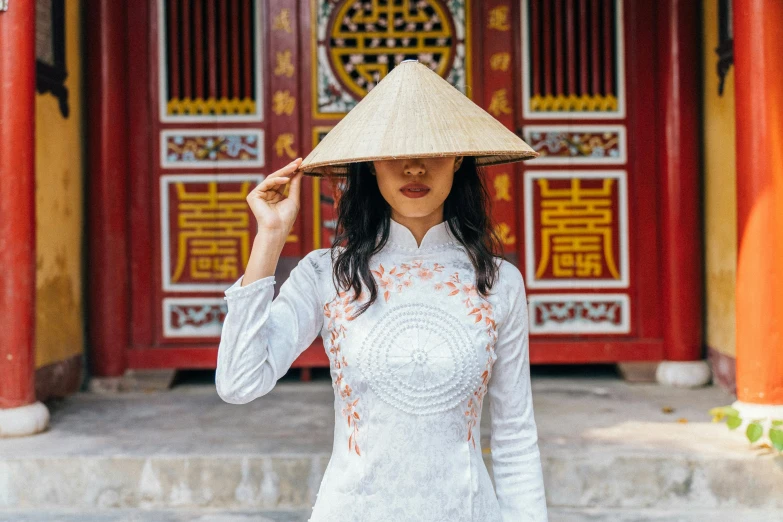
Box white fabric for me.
[216,217,548,521]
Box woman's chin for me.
[390,203,433,218]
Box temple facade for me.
[1,0,780,437]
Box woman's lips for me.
[400,183,430,199]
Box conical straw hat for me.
[299,60,538,177]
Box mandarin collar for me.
[386,216,457,252]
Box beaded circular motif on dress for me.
[358,303,481,415]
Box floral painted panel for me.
[162,130,264,168]
[522,125,626,165]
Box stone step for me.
[1,380,781,513]
[0,510,307,522]
[2,452,782,511]
[1,508,781,522]
[550,508,783,522]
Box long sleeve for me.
[487,263,548,521]
[215,250,324,404]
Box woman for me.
[216,61,548,521]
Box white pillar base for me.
[655,360,712,388]
[0,401,50,437]
[732,400,783,424]
[730,401,783,447]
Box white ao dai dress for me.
[216,217,548,521]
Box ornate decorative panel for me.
[313,0,472,117]
[159,0,262,121]
[160,174,262,292]
[523,170,629,289]
[161,129,264,168]
[163,298,228,337]
[522,125,626,164]
[521,0,624,118]
[528,293,630,334]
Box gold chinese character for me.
[535,178,620,280]
[273,9,292,33]
[489,52,511,71]
[171,182,252,282]
[494,222,516,246]
[552,252,603,277]
[488,89,512,117]
[493,173,512,202]
[273,90,296,115]
[274,50,295,78]
[275,133,297,158]
[488,6,510,31]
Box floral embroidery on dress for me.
[368,260,499,447]
[324,288,368,456]
[437,272,499,448]
[371,261,445,302]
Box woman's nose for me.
[404,161,425,176]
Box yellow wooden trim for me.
[530,93,618,113]
[166,97,256,116]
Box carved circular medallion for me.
[326,0,457,99]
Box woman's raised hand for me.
[246,158,304,234]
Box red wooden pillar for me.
[0,0,49,436]
[656,0,703,363]
[734,0,783,407]
[85,0,130,378]
[0,0,36,409]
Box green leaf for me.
[709,406,740,418]
[771,420,783,427]
[770,428,783,452]
[726,415,742,430]
[746,422,764,443]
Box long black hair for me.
[329,155,505,317]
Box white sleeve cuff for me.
[223,274,276,300]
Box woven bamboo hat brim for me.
[298,60,538,177]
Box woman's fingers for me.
[286,169,303,205]
[250,158,302,193]
[268,158,303,179]
[251,174,289,195]
[261,176,291,189]
[249,158,302,205]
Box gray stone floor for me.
[0,372,744,459]
[1,371,782,521]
